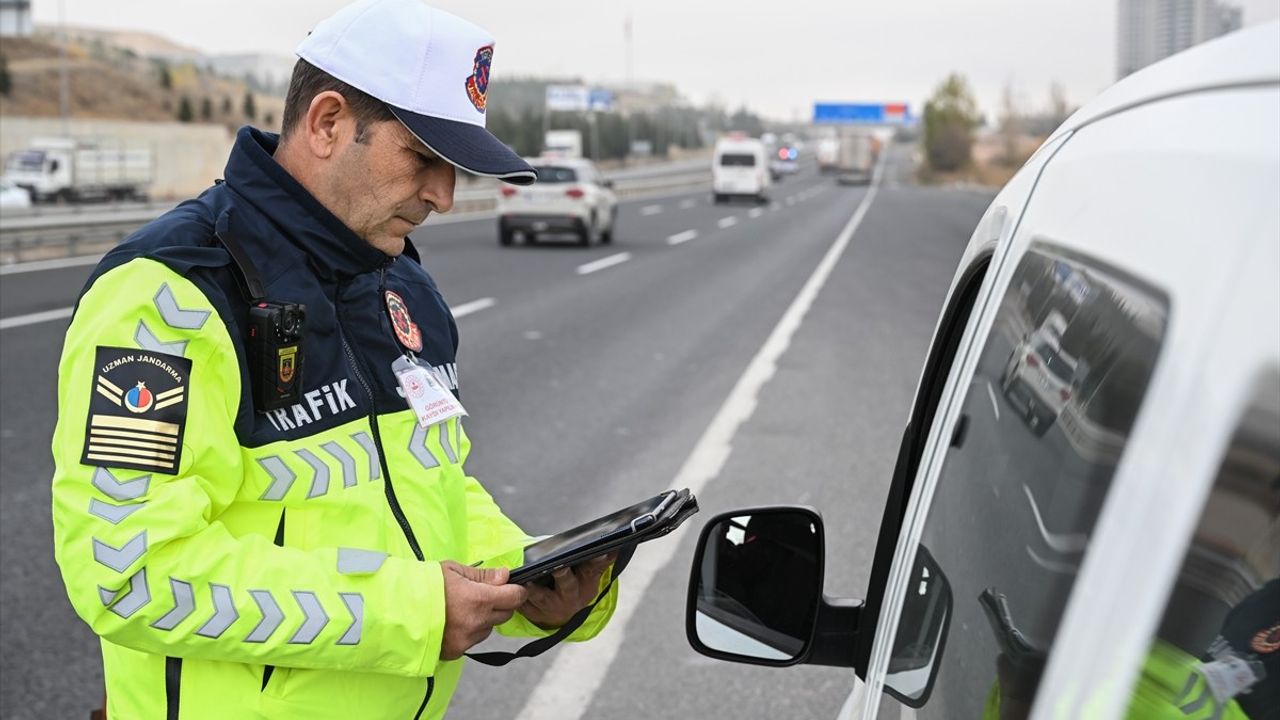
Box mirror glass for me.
[884,545,953,703]
[692,511,822,662]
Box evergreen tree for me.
[200,97,213,121]
[177,96,195,123]
[243,91,257,121]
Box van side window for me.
[878,244,1170,714]
[1122,373,1279,720]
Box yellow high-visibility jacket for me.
[51,127,616,719]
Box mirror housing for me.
[602,179,615,189]
[685,506,862,668]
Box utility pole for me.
[58,0,70,135]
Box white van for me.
[684,22,1279,720]
[712,135,770,204]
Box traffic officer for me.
[50,1,618,717]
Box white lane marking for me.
[640,204,663,216]
[678,198,697,209]
[451,297,496,319]
[517,155,883,720]
[0,306,75,330]
[667,230,698,246]
[0,254,105,275]
[985,380,1001,421]
[576,252,632,275]
[717,216,738,229]
[748,207,764,219]
[1026,544,1079,574]
[1023,483,1089,552]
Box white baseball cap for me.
[297,0,537,185]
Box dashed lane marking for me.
[452,297,496,319]
[0,306,74,330]
[667,230,698,246]
[717,216,739,229]
[575,252,632,275]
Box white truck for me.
[542,129,584,159]
[3,137,153,203]
[834,128,876,185]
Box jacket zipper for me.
[334,274,423,560]
[337,270,434,718]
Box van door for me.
[865,241,1172,719]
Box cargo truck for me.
[3,137,153,203]
[834,129,877,185]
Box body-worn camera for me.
[248,301,306,411]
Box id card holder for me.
[392,355,466,428]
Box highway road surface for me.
[0,146,993,719]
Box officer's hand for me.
[439,561,528,660]
[519,552,616,630]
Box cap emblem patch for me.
[465,45,493,114]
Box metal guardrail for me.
[0,163,710,265]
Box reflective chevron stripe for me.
[92,467,150,502]
[289,591,328,644]
[93,530,147,573]
[153,283,210,330]
[151,578,196,631]
[244,590,284,643]
[321,441,358,488]
[336,593,364,646]
[438,422,457,464]
[351,432,380,481]
[108,568,151,618]
[134,319,188,357]
[295,449,330,498]
[89,498,143,524]
[337,548,387,575]
[257,456,295,501]
[409,423,440,470]
[195,584,238,638]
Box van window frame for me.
[852,253,992,677]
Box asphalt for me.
[0,148,993,719]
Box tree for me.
[923,73,981,172]
[242,91,257,121]
[222,95,233,115]
[263,112,275,128]
[158,62,172,90]
[200,97,213,121]
[0,54,10,98]
[177,95,194,123]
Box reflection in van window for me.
[718,153,757,167]
[1123,373,1279,720]
[878,244,1169,717]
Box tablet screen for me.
[519,492,673,569]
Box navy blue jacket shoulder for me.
[79,126,462,449]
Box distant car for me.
[496,158,617,247]
[999,334,1078,435]
[681,21,1279,720]
[770,146,801,179]
[712,135,770,204]
[0,178,33,209]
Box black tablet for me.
[508,489,696,585]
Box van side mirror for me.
[602,179,615,189]
[686,507,861,668]
[882,544,953,707]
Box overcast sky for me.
[34,0,1280,120]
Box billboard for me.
[546,85,590,111]
[813,102,912,125]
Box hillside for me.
[0,31,286,131]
